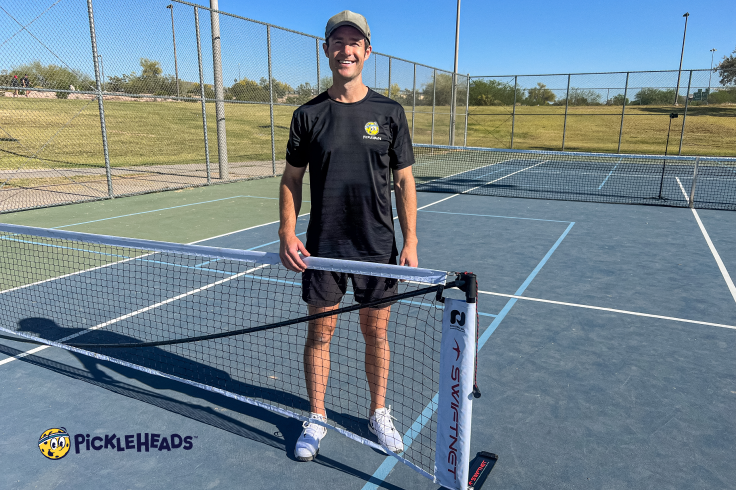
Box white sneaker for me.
[295,413,327,462]
[368,406,404,454]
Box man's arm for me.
[279,162,310,272]
[393,166,418,267]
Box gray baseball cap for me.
[325,10,371,45]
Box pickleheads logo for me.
[364,121,379,135]
[38,429,195,459]
[38,428,71,460]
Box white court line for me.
[477,290,736,331]
[0,213,314,362]
[417,156,516,183]
[0,264,269,366]
[1,188,457,365]
[417,160,549,210]
[675,177,736,305]
[190,212,311,244]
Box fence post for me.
[431,69,436,145]
[562,73,571,150]
[449,72,456,146]
[267,26,276,175]
[411,63,416,141]
[678,70,693,156]
[463,74,470,146]
[387,56,392,99]
[210,0,228,179]
[617,72,629,153]
[194,7,211,184]
[316,38,320,94]
[688,156,700,207]
[511,75,517,149]
[85,0,113,198]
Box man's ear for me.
[364,44,372,60]
[322,42,329,57]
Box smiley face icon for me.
[38,428,71,460]
[364,121,379,136]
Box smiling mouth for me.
[338,60,356,65]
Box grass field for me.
[1,98,734,173]
[463,104,736,156]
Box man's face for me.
[323,25,371,83]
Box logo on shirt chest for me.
[364,121,382,140]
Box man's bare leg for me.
[360,305,391,414]
[304,304,339,417]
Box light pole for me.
[708,48,716,105]
[449,0,461,146]
[674,12,689,105]
[166,4,180,98]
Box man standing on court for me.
[278,11,418,462]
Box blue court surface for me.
[1,188,735,489]
[413,149,736,211]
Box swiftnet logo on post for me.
[38,428,196,459]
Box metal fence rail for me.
[0,0,734,213]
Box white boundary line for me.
[190,212,311,244]
[478,290,736,330]
[676,178,736,305]
[0,325,432,482]
[417,160,548,210]
[0,263,270,366]
[0,214,311,296]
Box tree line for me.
[3,48,735,106]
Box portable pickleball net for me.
[0,223,494,490]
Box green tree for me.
[524,83,556,105]
[469,79,522,106]
[107,58,177,96]
[7,61,93,98]
[556,87,602,106]
[188,83,215,99]
[139,58,163,78]
[285,82,316,105]
[261,77,292,99]
[318,76,332,92]
[632,87,682,105]
[379,82,410,104]
[229,77,269,102]
[419,73,453,106]
[716,46,736,85]
[227,77,293,102]
[610,94,630,106]
[708,86,736,104]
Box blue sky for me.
[2,0,733,90]
[216,0,735,75]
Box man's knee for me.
[307,328,334,345]
[307,318,336,345]
[361,325,388,344]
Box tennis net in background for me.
[0,223,475,484]
[413,145,736,211]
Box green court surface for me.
[0,176,305,243]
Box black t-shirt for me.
[286,89,414,260]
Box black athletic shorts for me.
[301,255,399,308]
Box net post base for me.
[467,451,499,490]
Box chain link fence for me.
[467,68,736,156]
[1,0,734,213]
[0,0,463,212]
